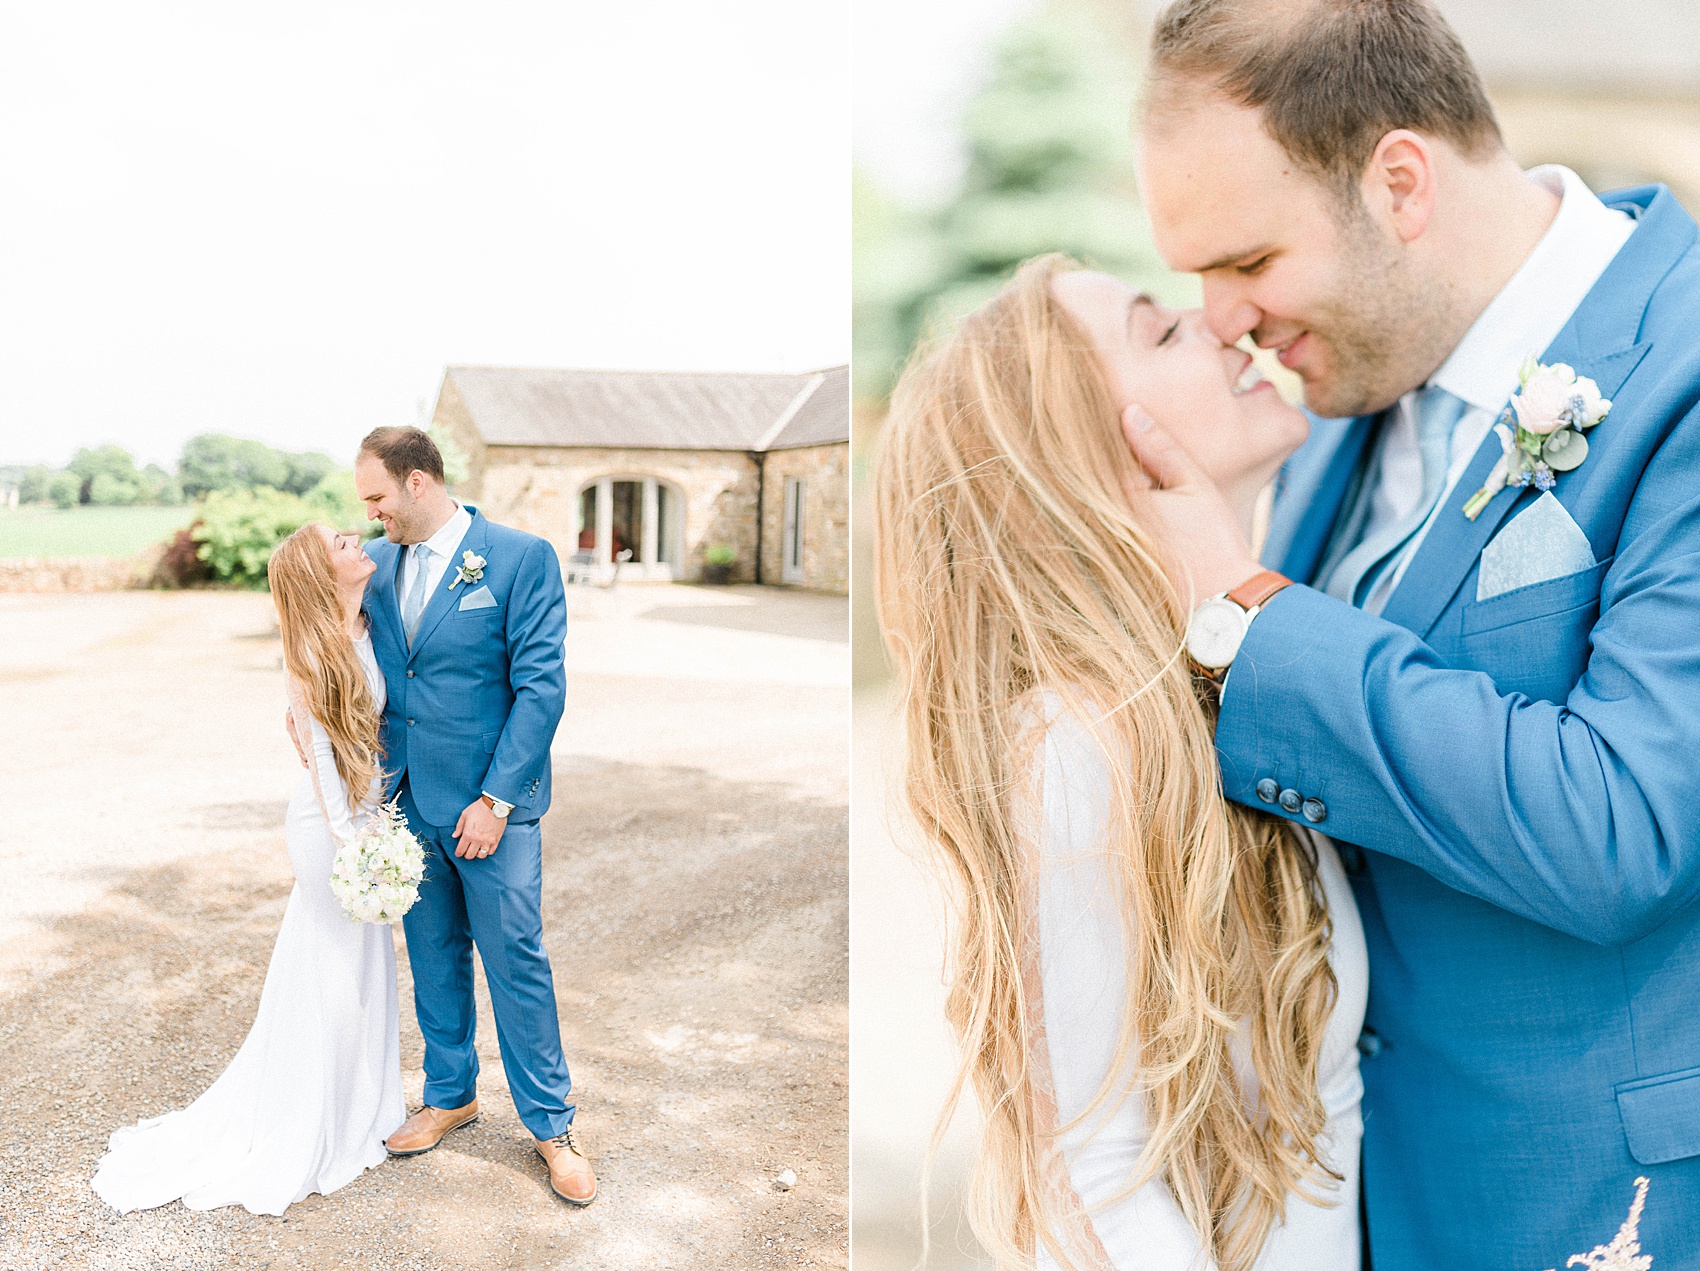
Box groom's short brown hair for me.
[1148,0,1501,196]
[358,426,445,484]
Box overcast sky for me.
[0,1,848,468]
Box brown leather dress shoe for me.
[534,1124,597,1205]
[385,1100,480,1156]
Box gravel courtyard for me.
[0,583,848,1270]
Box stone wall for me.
[0,552,158,593]
[758,444,849,594]
[431,376,490,499]
[468,446,763,583]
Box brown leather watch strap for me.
[1226,569,1293,612]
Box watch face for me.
[1187,597,1247,669]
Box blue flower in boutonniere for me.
[1463,358,1611,519]
[448,549,486,590]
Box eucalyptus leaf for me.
[1543,428,1589,472]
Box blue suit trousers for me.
[398,780,573,1138]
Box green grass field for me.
[0,506,198,558]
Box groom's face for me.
[354,454,427,544]
[1138,91,1438,418]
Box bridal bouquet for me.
[329,801,426,923]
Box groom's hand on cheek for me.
[452,798,506,859]
[1120,404,1265,606]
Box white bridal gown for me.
[92,633,405,1217]
[1028,696,1368,1271]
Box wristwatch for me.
[1185,570,1293,683]
[481,793,513,819]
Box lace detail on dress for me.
[1543,1177,1652,1271]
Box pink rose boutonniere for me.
[1463,358,1611,520]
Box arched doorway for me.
[576,477,683,580]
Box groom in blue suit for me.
[352,426,594,1206]
[1128,1,1700,1265]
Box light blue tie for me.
[402,544,432,647]
[1323,386,1471,610]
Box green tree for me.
[141,463,184,505]
[47,471,81,509]
[281,449,336,496]
[88,472,145,506]
[179,434,289,499]
[854,3,1194,403]
[68,444,143,505]
[426,423,470,489]
[18,466,59,505]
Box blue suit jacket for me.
[362,507,567,827]
[1220,186,1700,1266]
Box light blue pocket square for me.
[1477,492,1597,601]
[457,584,498,611]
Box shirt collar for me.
[1429,165,1636,415]
[416,502,471,560]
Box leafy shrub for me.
[305,470,376,536]
[704,543,737,567]
[192,488,320,587]
[154,521,211,588]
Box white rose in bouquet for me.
[329,801,426,923]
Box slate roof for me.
[445,365,849,453]
[1433,0,1700,94]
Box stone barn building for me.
[430,364,848,592]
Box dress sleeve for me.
[1029,705,1217,1271]
[287,677,361,846]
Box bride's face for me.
[1050,270,1308,490]
[318,526,376,591]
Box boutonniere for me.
[1463,358,1611,519]
[448,549,486,590]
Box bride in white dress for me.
[875,256,1367,1270]
[93,524,406,1217]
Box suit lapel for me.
[364,538,406,650]
[408,508,490,662]
[1377,185,1681,638]
[1264,413,1378,585]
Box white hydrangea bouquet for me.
[329,801,426,923]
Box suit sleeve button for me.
[1256,778,1280,804]
[1301,797,1328,823]
[406,670,415,678]
[1357,1029,1383,1058]
[1278,787,1302,814]
[407,718,415,726]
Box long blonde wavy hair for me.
[269,524,384,812]
[873,255,1338,1271]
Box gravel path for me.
[0,585,847,1269]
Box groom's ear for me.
[1363,129,1437,245]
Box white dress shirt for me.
[394,502,512,815]
[398,502,472,623]
[1356,165,1635,615]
